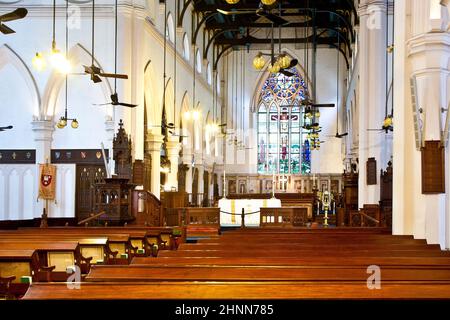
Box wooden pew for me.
[18,226,178,255]
[15,228,143,259]
[157,249,450,258]
[0,250,38,299]
[0,240,91,279]
[22,281,450,299]
[85,264,450,282]
[132,256,450,267]
[0,234,115,265]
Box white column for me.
[358,0,388,207]
[407,32,450,245]
[165,138,181,191]
[182,149,193,201]
[195,160,204,206]
[145,133,163,199]
[393,0,450,248]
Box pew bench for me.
[21,281,450,299]
[0,235,115,265]
[0,240,91,280]
[85,264,450,282]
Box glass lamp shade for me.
[183,111,191,120]
[192,110,200,121]
[32,52,46,71]
[225,0,240,3]
[56,117,67,129]
[253,54,266,70]
[71,119,79,129]
[315,111,321,118]
[269,62,281,73]
[50,48,71,74]
[278,55,291,69]
[383,116,393,128]
[261,0,277,5]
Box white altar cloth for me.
[218,198,282,227]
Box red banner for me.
[38,164,56,200]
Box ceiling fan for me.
[84,0,128,84]
[92,0,136,108]
[0,125,13,132]
[330,31,348,139]
[217,1,289,27]
[0,8,27,34]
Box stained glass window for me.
[257,68,311,175]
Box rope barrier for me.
[219,210,260,216]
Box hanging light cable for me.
[57,0,77,129]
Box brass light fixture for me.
[261,0,277,5]
[33,0,71,73]
[225,0,240,3]
[56,0,77,130]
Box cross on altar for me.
[279,175,288,192]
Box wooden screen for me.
[75,165,106,221]
[421,141,445,194]
[366,157,377,185]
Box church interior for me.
[1,0,450,301]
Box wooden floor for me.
[22,228,450,300]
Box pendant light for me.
[56,0,77,129]
[33,0,71,73]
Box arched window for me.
[257,68,311,175]
[166,13,175,43]
[195,49,202,73]
[183,33,190,61]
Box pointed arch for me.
[144,60,161,133]
[0,44,40,117]
[180,91,193,150]
[42,43,113,119]
[249,49,313,113]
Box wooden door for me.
[75,165,106,221]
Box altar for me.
[218,198,282,227]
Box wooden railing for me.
[163,207,220,227]
[349,205,381,227]
[260,207,308,227]
[77,211,106,226]
[132,190,162,226]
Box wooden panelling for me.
[421,140,445,194]
[366,157,377,185]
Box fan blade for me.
[263,13,289,26]
[335,132,349,138]
[0,23,15,34]
[98,72,128,79]
[217,9,256,15]
[280,69,294,77]
[92,103,112,106]
[0,8,28,22]
[311,103,335,108]
[116,102,138,108]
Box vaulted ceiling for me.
[182,0,358,70]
